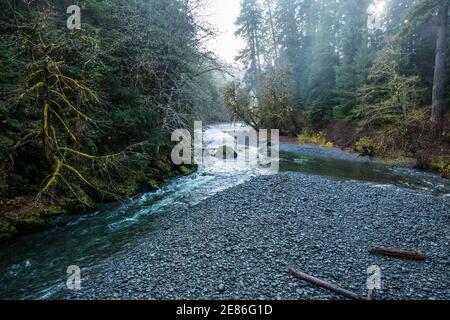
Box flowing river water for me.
[1,123,449,300]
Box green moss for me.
[116,182,141,197]
[431,158,450,178]
[148,179,159,190]
[354,137,376,155]
[0,222,17,241]
[42,206,67,217]
[179,166,193,176]
[153,159,176,177]
[77,189,95,208]
[154,160,173,172]
[15,213,47,232]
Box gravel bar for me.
[280,144,370,162]
[64,172,449,300]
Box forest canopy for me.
[0,0,449,241]
[0,0,227,207]
[225,0,449,162]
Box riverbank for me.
[282,117,450,177]
[0,159,196,245]
[63,171,449,300]
[280,143,370,162]
[280,133,427,167]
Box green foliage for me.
[354,40,425,128]
[179,166,193,176]
[334,47,373,120]
[42,207,67,217]
[223,81,258,128]
[297,131,334,148]
[431,158,450,178]
[148,179,159,191]
[258,71,302,133]
[0,0,219,207]
[230,0,447,156]
[354,137,377,154]
[11,213,47,232]
[353,39,430,156]
[235,0,265,94]
[401,0,442,35]
[223,72,303,134]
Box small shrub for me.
[148,179,159,190]
[322,141,335,148]
[179,166,193,176]
[354,137,377,155]
[297,131,334,148]
[431,158,450,178]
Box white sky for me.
[202,0,245,65]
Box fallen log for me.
[368,247,427,261]
[288,268,365,300]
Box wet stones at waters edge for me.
[280,144,370,162]
[63,172,449,300]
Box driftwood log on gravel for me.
[288,269,365,300]
[368,247,427,261]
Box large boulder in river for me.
[214,145,238,160]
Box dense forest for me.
[0,0,226,240]
[226,0,449,167]
[0,0,449,242]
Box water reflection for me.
[0,123,448,300]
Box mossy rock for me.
[42,207,67,217]
[179,166,194,176]
[354,137,376,156]
[79,194,95,209]
[166,170,177,178]
[152,159,177,178]
[154,159,173,173]
[214,146,238,160]
[116,182,141,197]
[0,222,17,241]
[15,213,47,232]
[148,179,159,191]
[68,185,95,209]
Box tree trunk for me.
[368,246,427,261]
[265,0,278,68]
[288,269,364,300]
[250,30,261,103]
[431,2,448,137]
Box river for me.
[0,123,449,300]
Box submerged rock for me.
[214,145,238,160]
